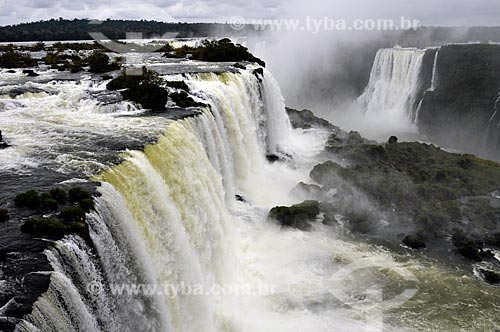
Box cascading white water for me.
[430,50,440,92]
[352,48,426,134]
[13,69,294,332]
[358,48,426,119]
[10,62,499,332]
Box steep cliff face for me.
[417,44,500,159]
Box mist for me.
[247,0,499,142]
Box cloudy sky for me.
[0,0,499,27]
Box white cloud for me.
[0,0,499,26]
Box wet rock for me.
[107,68,169,110]
[480,269,500,285]
[22,69,39,77]
[403,234,426,249]
[388,136,398,144]
[268,200,320,231]
[290,182,323,200]
[166,80,189,91]
[0,208,9,222]
[285,108,336,130]
[266,154,281,163]
[235,195,246,202]
[170,91,205,108]
[0,130,8,149]
[233,63,246,70]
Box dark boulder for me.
[0,130,8,149]
[403,234,426,249]
[266,154,281,163]
[166,80,189,91]
[22,69,39,77]
[107,68,169,110]
[233,63,246,70]
[0,208,9,222]
[268,200,321,231]
[388,136,398,144]
[235,195,246,202]
[170,91,205,108]
[285,108,335,130]
[480,269,500,285]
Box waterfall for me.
[430,50,440,92]
[355,48,427,124]
[15,69,294,332]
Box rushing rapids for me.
[2,62,500,332]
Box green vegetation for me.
[14,186,94,239]
[79,198,95,212]
[268,200,320,231]
[87,51,120,73]
[107,68,169,110]
[48,188,67,203]
[68,187,91,203]
[40,194,58,212]
[165,39,266,66]
[0,50,37,68]
[14,190,41,209]
[59,207,86,223]
[20,217,87,237]
[311,136,500,258]
[0,19,252,43]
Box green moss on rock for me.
[107,68,169,110]
[48,188,67,203]
[68,187,91,203]
[58,207,86,223]
[14,190,41,209]
[268,200,320,231]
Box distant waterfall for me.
[430,50,440,92]
[15,69,293,332]
[356,48,427,124]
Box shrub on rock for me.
[87,51,120,73]
[20,217,87,237]
[169,39,266,66]
[59,207,86,223]
[68,187,91,203]
[40,194,58,212]
[107,68,169,110]
[0,51,37,68]
[21,218,68,236]
[48,188,67,203]
[79,198,95,212]
[14,190,40,209]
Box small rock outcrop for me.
[268,200,321,231]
